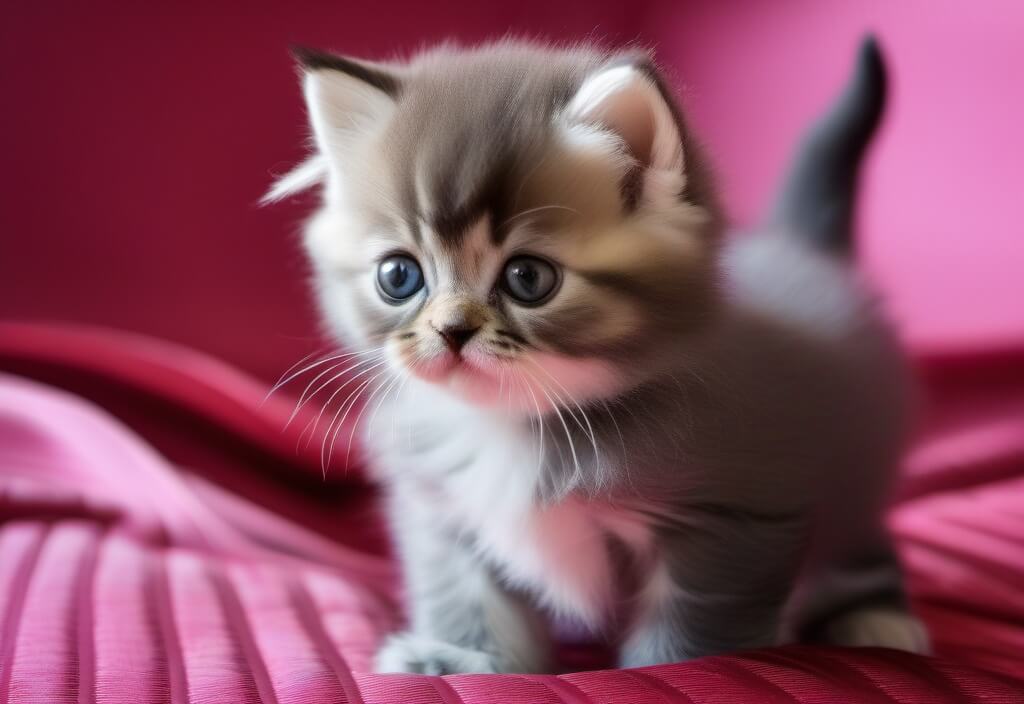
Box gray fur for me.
[272,37,927,674]
[771,36,888,256]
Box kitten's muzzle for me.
[435,324,480,354]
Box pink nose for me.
[437,324,479,353]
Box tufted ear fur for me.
[566,59,684,178]
[263,48,400,203]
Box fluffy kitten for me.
[268,37,928,674]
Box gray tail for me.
[770,36,887,257]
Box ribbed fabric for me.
[2,324,1024,702]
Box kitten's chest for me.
[448,463,652,626]
[372,404,653,625]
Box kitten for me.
[267,37,928,674]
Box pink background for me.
[2,1,1021,381]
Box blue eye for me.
[502,256,560,305]
[377,255,424,302]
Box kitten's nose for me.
[437,324,479,354]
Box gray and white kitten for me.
[268,38,928,674]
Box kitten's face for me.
[284,43,720,413]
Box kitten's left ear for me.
[264,47,401,203]
[565,57,686,194]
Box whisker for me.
[599,398,630,485]
[525,368,580,485]
[308,360,388,463]
[505,364,518,420]
[299,357,390,450]
[364,369,406,453]
[263,346,334,404]
[515,368,546,476]
[265,346,380,402]
[390,371,415,446]
[501,204,579,227]
[295,412,319,454]
[511,152,549,208]
[522,364,601,492]
[391,348,428,445]
[341,369,397,471]
[322,370,388,474]
[294,360,383,450]
[525,359,600,464]
[607,393,658,455]
[287,354,386,429]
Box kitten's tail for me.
[770,36,887,257]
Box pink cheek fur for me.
[396,345,455,383]
[393,334,621,413]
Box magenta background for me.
[2,1,1022,381]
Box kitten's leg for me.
[375,488,550,675]
[792,539,930,654]
[619,508,807,667]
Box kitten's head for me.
[271,42,721,413]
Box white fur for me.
[262,155,327,204]
[825,607,931,654]
[368,379,652,626]
[261,65,395,205]
[566,63,683,174]
[376,634,498,674]
[305,68,395,206]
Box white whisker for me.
[320,374,378,474]
[366,369,405,443]
[266,346,381,402]
[525,368,581,485]
[262,346,334,405]
[525,359,600,467]
[290,355,387,431]
[341,369,398,470]
[515,368,546,476]
[501,204,579,227]
[392,350,429,445]
[599,398,629,482]
[390,371,415,445]
[317,366,389,472]
[294,359,388,451]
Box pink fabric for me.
[2,323,1024,702]
[0,322,390,556]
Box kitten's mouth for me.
[408,352,457,382]
[408,349,495,386]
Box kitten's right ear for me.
[264,47,400,203]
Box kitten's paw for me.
[825,606,931,654]
[375,633,500,674]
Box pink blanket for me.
[2,322,1023,702]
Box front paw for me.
[825,606,931,654]
[375,633,500,675]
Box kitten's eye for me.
[377,255,424,302]
[502,256,560,305]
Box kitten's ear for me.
[264,47,399,203]
[295,47,400,149]
[566,57,684,178]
